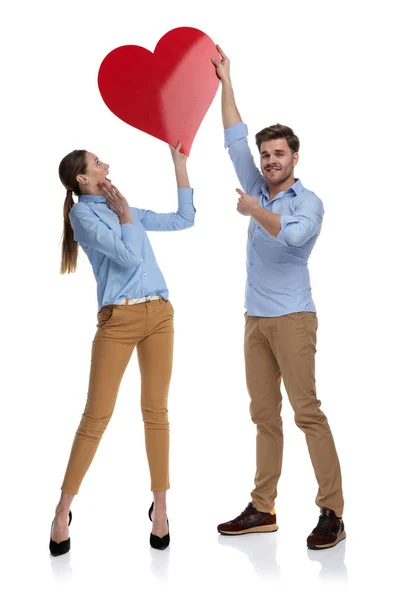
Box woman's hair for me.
[59,150,87,274]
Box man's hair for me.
[255,124,300,154]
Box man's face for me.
[260,138,298,186]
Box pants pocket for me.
[97,305,114,328]
[166,300,174,316]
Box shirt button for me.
[252,243,255,247]
[140,258,143,262]
[144,273,147,277]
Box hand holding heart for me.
[236,189,259,216]
[169,141,187,168]
[210,45,231,83]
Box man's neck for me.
[268,176,296,201]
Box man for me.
[210,46,345,550]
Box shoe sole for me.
[307,530,346,550]
[218,524,279,535]
[50,547,70,557]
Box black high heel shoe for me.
[49,511,72,556]
[148,501,170,550]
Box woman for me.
[50,143,194,555]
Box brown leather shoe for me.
[217,502,278,535]
[307,508,346,550]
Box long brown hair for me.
[59,150,87,274]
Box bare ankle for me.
[55,507,70,519]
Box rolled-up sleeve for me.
[276,193,324,247]
[224,122,266,197]
[138,188,196,231]
[69,204,143,268]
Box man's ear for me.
[293,152,299,167]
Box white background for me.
[1,0,399,598]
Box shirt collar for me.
[262,178,304,200]
[78,194,107,204]
[290,179,304,196]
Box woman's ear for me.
[76,174,88,185]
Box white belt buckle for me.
[145,295,152,303]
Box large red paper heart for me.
[98,27,220,156]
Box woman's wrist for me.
[174,162,187,174]
[120,211,133,224]
[176,174,190,187]
[174,164,189,187]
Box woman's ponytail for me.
[60,189,77,274]
[58,149,87,275]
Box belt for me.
[117,295,163,306]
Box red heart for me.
[98,27,220,156]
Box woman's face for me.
[78,152,111,188]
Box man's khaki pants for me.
[245,311,344,517]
